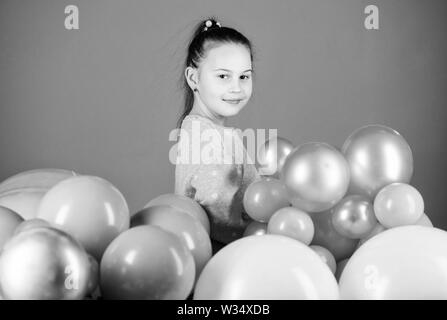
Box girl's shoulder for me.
[180,114,233,134]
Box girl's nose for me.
[230,80,242,92]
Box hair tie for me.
[203,20,221,32]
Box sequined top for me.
[174,114,261,244]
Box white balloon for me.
[194,235,339,300]
[340,226,447,299]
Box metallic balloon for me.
[0,206,23,249]
[267,207,314,245]
[331,195,378,239]
[310,245,336,274]
[37,175,130,260]
[257,136,294,178]
[373,183,424,228]
[131,205,212,278]
[342,125,413,199]
[311,209,359,261]
[143,193,210,235]
[0,227,91,300]
[243,178,290,222]
[194,235,339,299]
[100,226,195,300]
[243,221,268,237]
[280,142,350,212]
[340,226,447,299]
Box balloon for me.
[373,183,424,228]
[335,259,349,282]
[357,223,387,248]
[13,218,51,235]
[131,205,212,278]
[310,245,336,274]
[0,187,46,220]
[339,226,447,299]
[143,193,210,235]
[0,168,76,195]
[256,136,294,178]
[311,210,359,261]
[194,235,339,299]
[0,227,90,299]
[243,178,290,222]
[100,226,195,300]
[415,213,433,227]
[267,207,314,245]
[331,195,378,239]
[37,176,130,260]
[243,221,268,237]
[280,142,350,212]
[0,206,24,249]
[342,125,413,199]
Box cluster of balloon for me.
[0,169,77,220]
[194,235,339,299]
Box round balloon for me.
[131,205,212,277]
[0,227,90,300]
[267,207,314,245]
[339,226,447,299]
[280,142,350,212]
[0,206,24,249]
[310,245,336,274]
[331,195,377,239]
[194,235,339,299]
[100,225,195,300]
[243,178,290,222]
[37,175,130,260]
[311,209,359,261]
[256,136,294,178]
[243,221,268,237]
[143,193,210,235]
[342,125,413,199]
[373,183,424,228]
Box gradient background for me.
[1,0,446,228]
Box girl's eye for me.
[240,75,251,80]
[218,74,229,79]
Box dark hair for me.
[176,17,254,128]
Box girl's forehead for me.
[202,43,252,71]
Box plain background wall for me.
[1,0,446,228]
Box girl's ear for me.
[185,67,198,91]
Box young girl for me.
[174,18,261,246]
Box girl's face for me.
[195,43,253,119]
